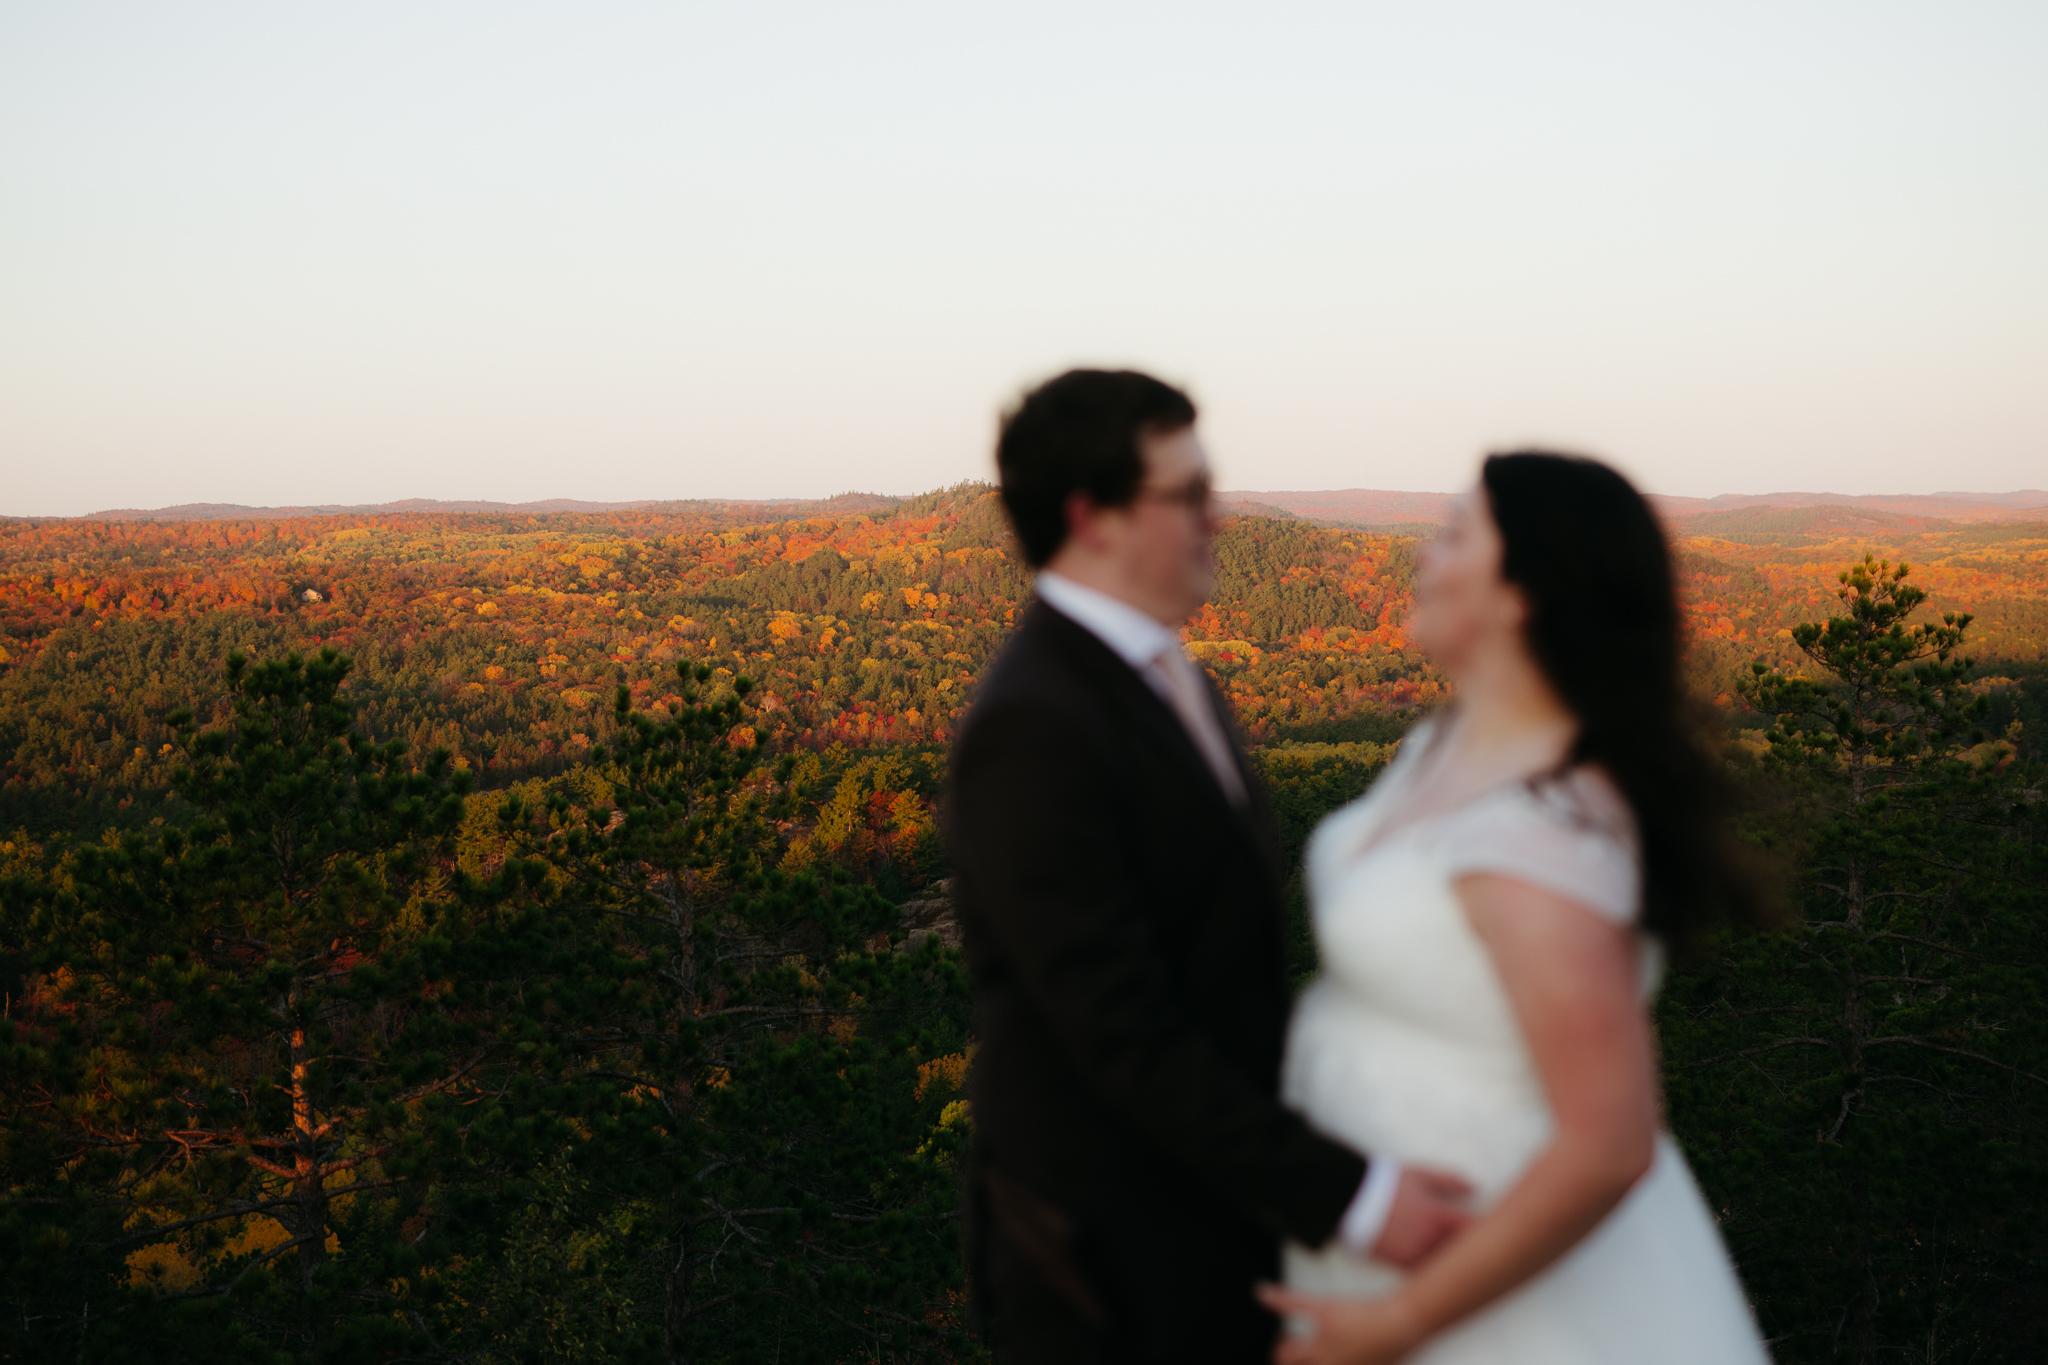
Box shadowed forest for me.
[1,486,2043,1362]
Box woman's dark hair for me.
[1481,450,1776,948]
[996,369,1197,567]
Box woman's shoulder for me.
[1446,764,1641,924]
[1529,763,1637,848]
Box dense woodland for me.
[3,486,2045,834]
[0,489,2044,1361]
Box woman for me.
[1257,452,1773,1364]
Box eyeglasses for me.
[1134,474,1213,513]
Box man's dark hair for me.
[995,369,1197,568]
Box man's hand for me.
[1370,1166,1474,1269]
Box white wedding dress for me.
[1282,726,1769,1363]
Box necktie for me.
[1149,644,1248,807]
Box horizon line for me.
[7,484,2041,523]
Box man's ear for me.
[1063,489,1106,555]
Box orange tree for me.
[1661,556,2048,1362]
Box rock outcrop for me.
[897,878,960,953]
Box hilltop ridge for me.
[69,487,2048,527]
[1222,487,2048,528]
[82,492,904,522]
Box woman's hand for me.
[1255,1283,1425,1365]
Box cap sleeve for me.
[1442,768,1641,924]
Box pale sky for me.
[3,2,2044,516]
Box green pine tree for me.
[1662,556,2048,1362]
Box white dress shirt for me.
[1033,571,1402,1256]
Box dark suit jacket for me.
[945,600,1368,1362]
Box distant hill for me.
[1221,489,1457,526]
[84,492,903,522]
[1655,489,2048,522]
[1214,497,1299,520]
[1222,488,2048,530]
[1673,504,1948,545]
[69,485,2048,534]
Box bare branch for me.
[1863,1036,2048,1086]
[1680,1037,1839,1071]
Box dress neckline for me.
[1345,768,1540,865]
[1343,719,1578,865]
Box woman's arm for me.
[1258,872,1659,1364]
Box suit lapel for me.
[1027,601,1267,855]
[1206,682,1285,882]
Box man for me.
[945,369,1471,1362]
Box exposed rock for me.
[897,878,960,952]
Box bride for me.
[1257,452,1774,1364]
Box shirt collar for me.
[1034,571,1184,671]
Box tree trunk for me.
[288,1003,328,1294]
[670,866,699,1104]
[1840,799,1874,1360]
[663,866,698,1365]
[664,1222,692,1365]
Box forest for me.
[0,487,2044,1362]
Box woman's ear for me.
[1497,581,1533,632]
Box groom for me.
[945,370,1471,1362]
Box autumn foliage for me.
[13,487,2042,837]
[0,487,2044,1360]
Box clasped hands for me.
[1256,1165,1474,1365]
